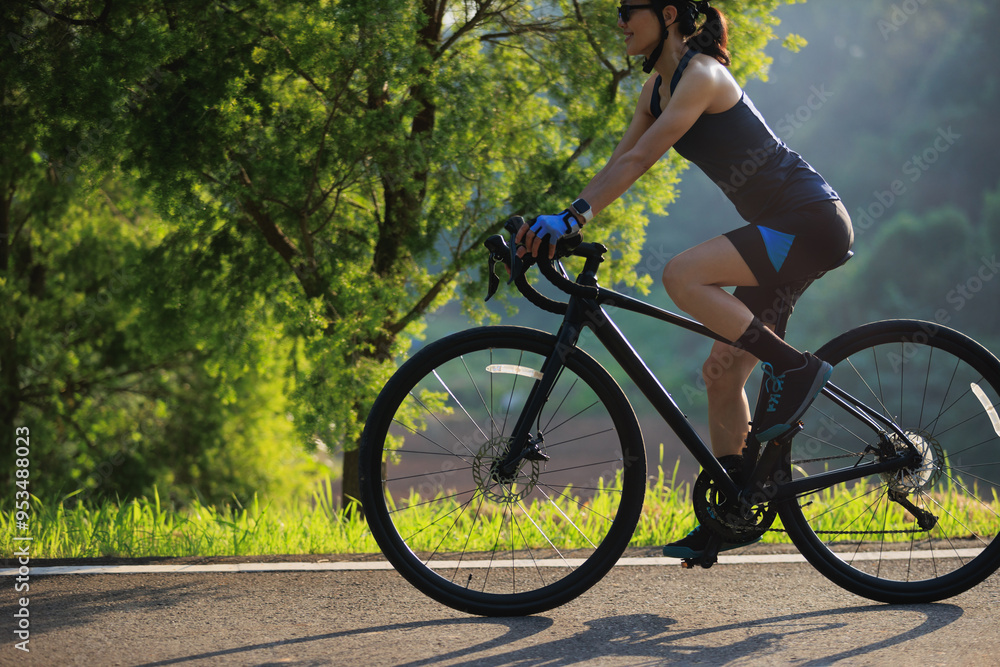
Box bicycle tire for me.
[778,320,1000,603]
[359,326,646,616]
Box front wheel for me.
[360,327,646,616]
[780,320,1000,603]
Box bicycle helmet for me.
[642,0,711,73]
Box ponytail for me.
[665,1,731,67]
[688,5,731,66]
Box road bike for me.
[359,218,1000,616]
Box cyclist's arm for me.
[577,63,722,218]
[584,76,660,187]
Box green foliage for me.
[0,177,321,505]
[2,0,803,508]
[0,486,377,558]
[854,206,977,316]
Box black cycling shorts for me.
[724,199,854,327]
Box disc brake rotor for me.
[473,437,539,503]
[882,430,944,494]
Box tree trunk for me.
[0,333,18,470]
[0,187,19,473]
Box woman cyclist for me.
[516,0,854,559]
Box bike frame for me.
[500,259,920,505]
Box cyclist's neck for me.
[651,40,691,79]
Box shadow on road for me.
[130,615,554,667]
[133,603,963,666]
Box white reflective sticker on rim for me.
[486,364,544,381]
[970,382,1000,438]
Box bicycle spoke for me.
[785,322,1000,602]
[405,391,478,459]
[541,426,618,451]
[464,354,504,442]
[364,330,645,613]
[385,465,476,484]
[433,368,491,445]
[541,376,581,434]
[391,415,478,465]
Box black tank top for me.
[652,50,838,223]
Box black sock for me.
[733,317,804,374]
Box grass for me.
[1,486,379,559]
[3,458,997,560]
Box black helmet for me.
[642,1,710,73]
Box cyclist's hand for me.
[516,210,582,260]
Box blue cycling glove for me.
[529,210,583,244]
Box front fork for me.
[495,300,587,478]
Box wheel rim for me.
[787,325,1000,588]
[368,334,643,606]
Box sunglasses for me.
[618,3,657,22]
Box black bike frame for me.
[502,268,919,503]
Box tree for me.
[1,3,321,506]
[4,0,802,507]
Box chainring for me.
[693,458,777,543]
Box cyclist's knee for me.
[662,257,693,305]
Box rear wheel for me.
[360,327,646,616]
[780,320,1000,603]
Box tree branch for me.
[31,0,112,27]
[479,22,572,44]
[386,220,500,336]
[215,2,329,99]
[240,197,300,267]
[436,0,493,58]
[305,105,340,213]
[572,0,618,76]
[262,27,328,98]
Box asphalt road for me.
[5,558,999,666]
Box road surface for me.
[4,553,999,666]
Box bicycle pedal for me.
[680,555,718,570]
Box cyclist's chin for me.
[625,43,648,59]
[623,34,650,59]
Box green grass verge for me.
[2,486,379,559]
[3,459,997,560]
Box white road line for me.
[0,549,984,576]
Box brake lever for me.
[485,251,502,302]
[483,216,529,302]
[504,216,529,286]
[484,215,577,302]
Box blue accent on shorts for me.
[757,226,796,272]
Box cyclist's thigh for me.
[728,199,853,329]
[724,199,853,289]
